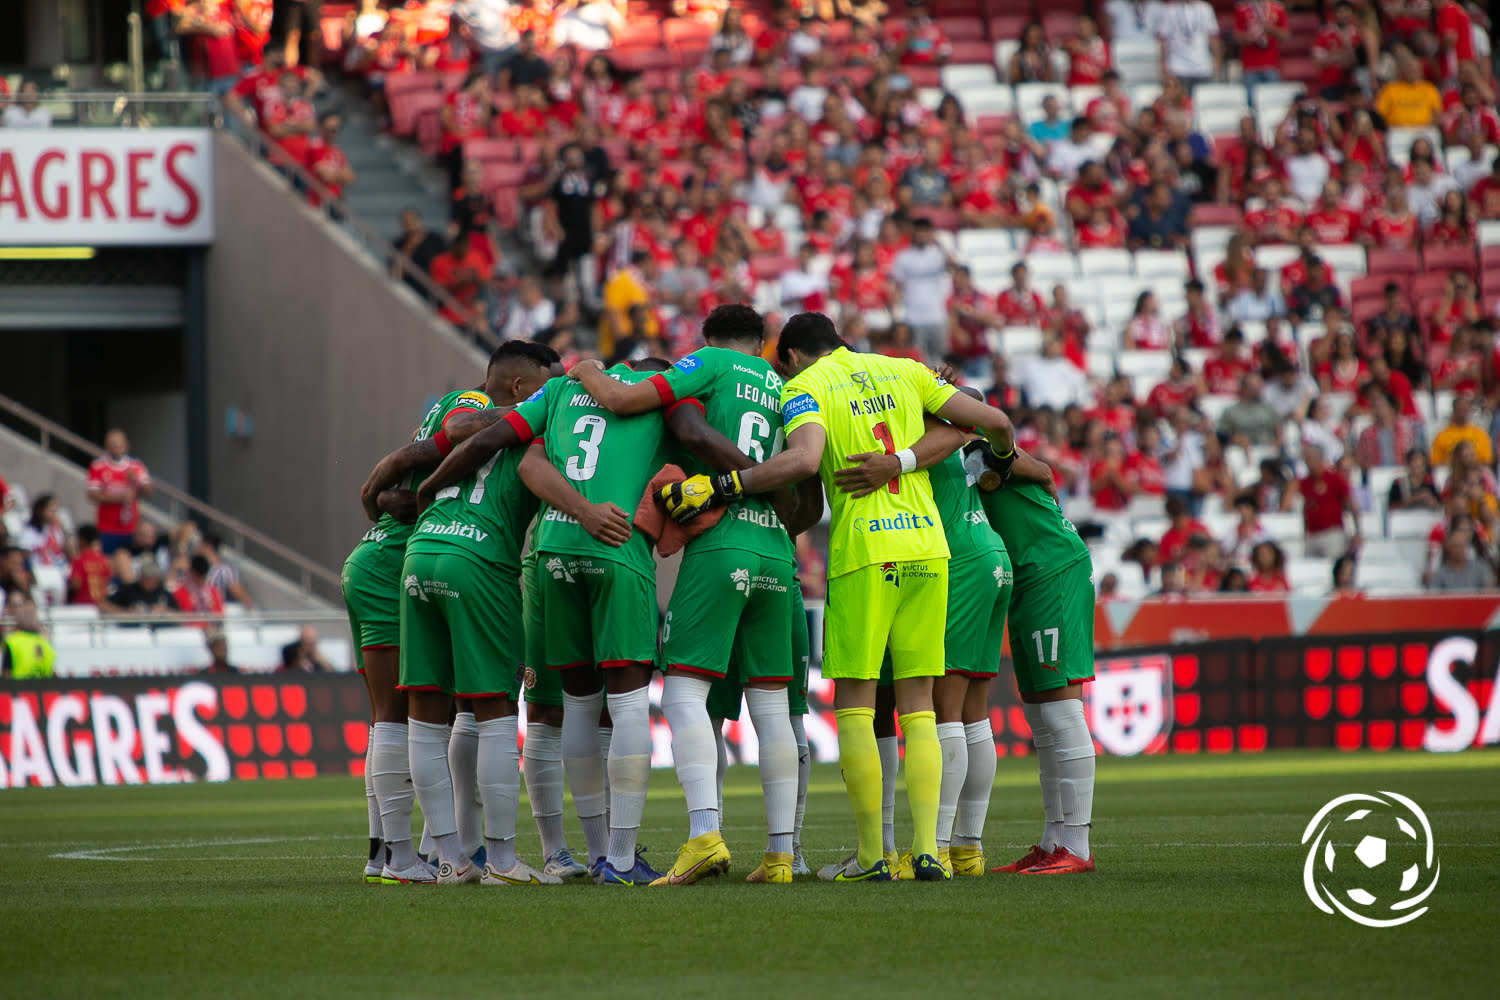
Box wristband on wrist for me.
[895,448,918,474]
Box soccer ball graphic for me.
[1301,791,1440,927]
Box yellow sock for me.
[900,710,941,859]
[835,707,883,869]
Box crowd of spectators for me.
[0,429,255,623]
[161,0,1500,595]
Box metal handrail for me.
[0,392,344,603]
[225,119,490,349]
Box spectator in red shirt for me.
[87,429,153,555]
[1305,181,1360,244]
[1159,494,1212,564]
[172,554,227,616]
[1312,1,1366,100]
[305,111,354,205]
[1248,540,1291,592]
[262,70,317,172]
[1090,435,1140,511]
[1299,442,1361,557]
[1064,15,1111,86]
[177,0,241,97]
[1204,327,1251,394]
[440,70,492,191]
[429,233,492,329]
[995,262,1048,327]
[1362,186,1419,249]
[67,525,118,609]
[1175,279,1221,348]
[1233,0,1290,92]
[1426,189,1475,246]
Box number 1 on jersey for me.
[872,421,899,494]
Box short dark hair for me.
[911,216,934,230]
[202,533,224,552]
[490,339,561,371]
[189,554,212,577]
[776,312,844,365]
[629,357,672,372]
[1185,279,1204,294]
[78,524,100,546]
[701,304,764,347]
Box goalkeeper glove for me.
[964,440,1016,493]
[657,471,745,523]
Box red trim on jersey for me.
[666,662,728,679]
[503,409,536,444]
[744,674,794,684]
[946,667,1001,679]
[395,684,446,692]
[599,658,655,670]
[664,397,706,420]
[648,372,677,406]
[360,644,400,652]
[546,660,590,671]
[454,691,514,699]
[432,429,454,457]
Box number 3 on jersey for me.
[566,414,606,481]
[872,421,899,494]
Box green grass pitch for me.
[2,750,1497,999]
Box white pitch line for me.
[51,835,330,861]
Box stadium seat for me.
[1117,350,1172,381]
[956,228,1015,258]
[1015,82,1071,122]
[1316,244,1367,282]
[1387,510,1440,539]
[1077,248,1134,278]
[1195,83,1251,112]
[962,85,1016,118]
[101,629,156,649]
[1385,127,1442,165]
[1025,252,1078,283]
[992,39,1019,72]
[1004,325,1046,357]
[1134,250,1191,283]
[1253,244,1300,272]
[1480,222,1500,248]
[1367,250,1419,278]
[941,64,997,92]
[1127,83,1163,112]
[154,626,209,648]
[1288,558,1331,594]
[1423,244,1477,278]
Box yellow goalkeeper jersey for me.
[780,347,958,578]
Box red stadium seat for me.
[1481,246,1500,270]
[463,138,518,164]
[1351,274,1400,304]
[1366,250,1419,277]
[1422,244,1477,277]
[389,89,442,138]
[415,108,443,156]
[491,187,519,230]
[481,162,528,190]
[988,15,1028,41]
[750,254,796,281]
[1411,272,1451,300]
[950,40,994,63]
[938,17,988,41]
[904,66,943,88]
[1193,204,1244,227]
[1482,268,1500,297]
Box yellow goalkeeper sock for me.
[900,711,941,859]
[835,707,884,869]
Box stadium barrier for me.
[4,597,1499,788]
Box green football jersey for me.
[508,370,666,577]
[350,388,493,559]
[929,449,1006,565]
[973,475,1090,582]
[652,347,795,561]
[406,441,538,573]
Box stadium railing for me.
[26,91,218,128]
[0,393,344,606]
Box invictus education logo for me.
[545,557,575,583]
[880,562,899,586]
[1301,792,1440,927]
[731,568,750,592]
[403,574,425,600]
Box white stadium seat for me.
[1134,250,1191,283]
[964,85,1015,118]
[956,228,1015,258]
[941,64,996,92]
[1194,83,1251,111]
[1025,252,1078,283]
[1077,248,1134,278]
[1289,558,1332,594]
[1003,325,1045,357]
[1387,510,1440,539]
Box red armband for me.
[433,429,454,457]
[503,409,537,445]
[648,372,677,406]
[665,397,706,420]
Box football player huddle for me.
[346,305,1098,887]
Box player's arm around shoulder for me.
[518,441,632,547]
[568,358,669,415]
[833,413,967,498]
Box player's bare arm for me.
[833,415,967,499]
[376,488,419,524]
[358,409,510,519]
[1008,449,1058,496]
[666,402,814,533]
[416,419,523,510]
[567,359,661,415]
[933,392,1015,457]
[517,441,633,548]
[738,423,825,493]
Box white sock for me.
[418,823,434,860]
[877,735,898,853]
[604,687,651,871]
[746,687,797,855]
[364,729,381,840]
[954,720,996,846]
[662,674,720,838]
[477,715,520,873]
[1040,700,1095,860]
[408,719,463,864]
[371,721,417,869]
[790,714,810,852]
[713,722,728,817]
[522,722,567,858]
[597,725,613,809]
[449,712,482,860]
[562,691,609,863]
[1023,703,1064,852]
[935,721,968,848]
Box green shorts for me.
[520,553,562,708]
[534,551,657,669]
[341,540,403,669]
[398,548,524,698]
[663,547,796,683]
[946,548,1013,678]
[1008,556,1095,695]
[706,581,811,721]
[824,558,948,681]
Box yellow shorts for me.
[823,559,948,681]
